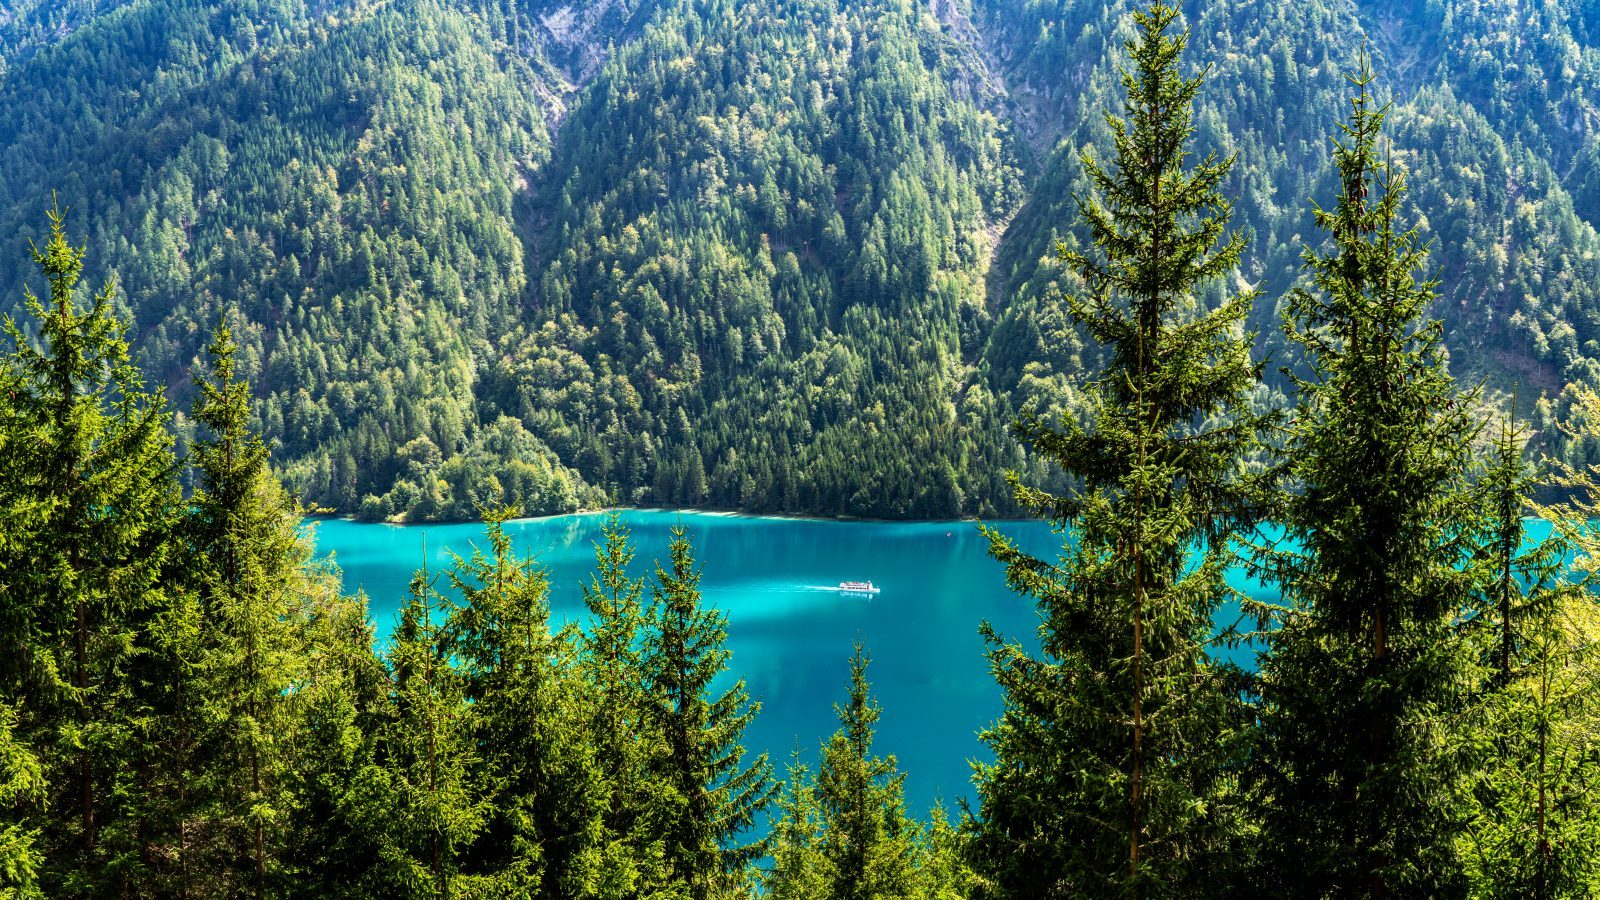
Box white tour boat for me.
[838,580,880,595]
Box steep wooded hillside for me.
[4,0,1598,518]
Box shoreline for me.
[305,506,1041,528]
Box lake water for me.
[309,509,1272,822]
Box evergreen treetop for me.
[973,4,1264,894]
[1250,54,1481,896]
[645,525,774,897]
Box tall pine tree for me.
[0,206,181,895]
[0,699,44,898]
[644,525,774,898]
[188,316,306,896]
[446,506,624,896]
[762,748,831,900]
[814,643,918,900]
[971,4,1264,894]
[385,564,486,898]
[282,575,397,900]
[1249,57,1479,896]
[577,513,673,893]
[1469,390,1600,898]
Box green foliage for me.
[5,1,1600,519]
[0,206,182,895]
[971,5,1264,895]
[644,525,775,897]
[486,0,1025,518]
[1248,58,1481,896]
[762,750,833,900]
[761,646,976,900]
[0,701,44,898]
[814,643,919,899]
[577,513,677,896]
[182,316,308,895]
[0,0,594,524]
[281,579,397,900]
[19,5,1600,898]
[384,567,487,897]
[446,506,629,897]
[1473,388,1600,899]
[917,802,977,900]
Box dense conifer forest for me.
[9,0,1600,896]
[4,0,1600,521]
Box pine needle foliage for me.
[445,506,619,897]
[0,700,44,898]
[814,643,919,900]
[644,525,774,898]
[1468,389,1600,898]
[761,748,832,900]
[385,566,486,898]
[1248,55,1481,896]
[577,513,676,895]
[971,4,1266,895]
[0,205,180,895]
[189,316,306,897]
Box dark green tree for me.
[577,513,673,892]
[815,642,918,900]
[644,525,774,897]
[385,564,486,898]
[282,576,398,900]
[0,290,45,900]
[1249,57,1480,896]
[1473,402,1548,689]
[0,699,44,898]
[971,4,1265,895]
[447,506,622,896]
[1464,392,1600,898]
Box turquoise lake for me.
[310,510,1272,822]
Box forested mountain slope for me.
[3,0,1597,519]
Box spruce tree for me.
[0,344,44,669]
[1249,57,1479,895]
[446,507,619,896]
[131,541,207,897]
[577,513,672,892]
[644,525,774,897]
[763,649,975,900]
[1465,592,1600,899]
[815,642,918,900]
[0,322,44,899]
[385,565,486,898]
[0,700,44,898]
[1470,402,1553,690]
[0,206,181,895]
[762,749,831,900]
[1465,391,1600,898]
[188,316,305,896]
[283,577,398,900]
[916,801,976,900]
[971,4,1264,894]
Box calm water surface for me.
[310,510,1271,821]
